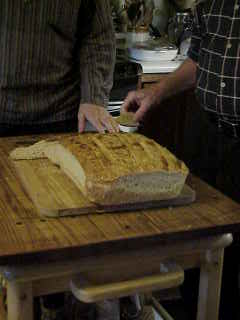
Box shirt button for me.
[234,4,239,10]
[221,82,226,88]
[227,42,232,49]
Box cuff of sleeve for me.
[80,97,109,109]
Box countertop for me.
[1,133,240,265]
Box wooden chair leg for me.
[7,281,34,320]
[197,248,224,320]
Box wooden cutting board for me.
[12,158,196,218]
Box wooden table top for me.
[1,134,240,265]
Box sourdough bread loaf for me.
[10,133,189,205]
[43,133,189,205]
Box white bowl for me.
[119,124,138,133]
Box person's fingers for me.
[134,100,150,122]
[89,116,106,133]
[94,107,119,133]
[102,119,115,133]
[108,116,120,132]
[79,105,120,133]
[78,112,86,133]
[111,117,120,132]
[135,90,146,101]
[100,114,120,133]
[121,91,138,113]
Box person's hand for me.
[121,86,162,122]
[78,103,119,133]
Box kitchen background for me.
[110,0,196,44]
[108,0,196,119]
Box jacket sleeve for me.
[78,0,116,108]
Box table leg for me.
[7,281,33,320]
[197,248,224,320]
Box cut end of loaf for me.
[86,171,188,205]
[9,140,61,160]
[9,140,49,160]
[43,143,87,195]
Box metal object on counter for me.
[175,11,193,27]
[168,10,193,49]
[125,0,155,31]
[111,0,155,33]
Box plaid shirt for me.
[188,0,240,122]
[0,0,115,125]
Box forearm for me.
[153,58,197,102]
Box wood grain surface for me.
[12,157,195,217]
[0,134,240,265]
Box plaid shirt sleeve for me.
[188,4,204,63]
[79,0,116,108]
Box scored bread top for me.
[59,133,189,184]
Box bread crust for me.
[11,133,189,205]
[46,133,189,205]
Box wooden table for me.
[1,135,240,320]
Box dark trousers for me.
[181,108,240,320]
[184,109,240,201]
